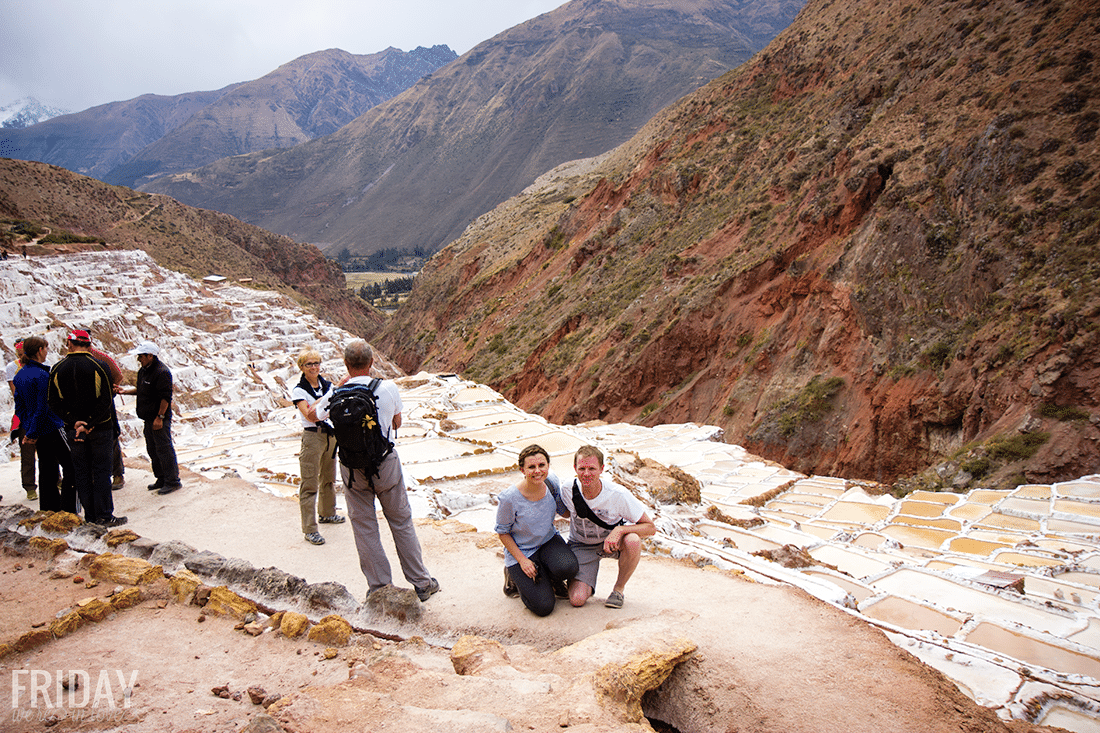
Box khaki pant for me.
[299,429,337,534]
[341,452,431,594]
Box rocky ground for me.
[0,463,1064,733]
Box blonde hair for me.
[574,444,604,468]
[296,348,321,372]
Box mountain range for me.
[0,97,71,129]
[139,0,804,255]
[0,46,455,184]
[374,0,1100,490]
[5,0,1097,492]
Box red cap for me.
[67,329,91,345]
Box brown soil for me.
[0,468,1065,732]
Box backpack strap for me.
[571,479,621,531]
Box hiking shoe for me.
[102,516,128,528]
[552,578,570,600]
[319,514,346,524]
[147,480,163,491]
[605,590,624,609]
[416,577,441,602]
[304,532,325,545]
[503,568,519,598]
[112,475,124,490]
[26,489,38,501]
[157,482,183,495]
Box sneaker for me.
[112,475,124,490]
[304,532,325,545]
[503,567,519,598]
[319,514,346,524]
[157,482,182,495]
[147,480,163,491]
[416,577,441,602]
[605,590,624,609]
[26,489,38,501]
[102,516,128,528]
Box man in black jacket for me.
[48,329,126,526]
[128,341,182,495]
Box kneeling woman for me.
[495,444,578,616]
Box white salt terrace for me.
[4,251,1100,730]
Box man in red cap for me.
[48,329,126,526]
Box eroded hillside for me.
[0,159,381,337]
[377,0,1100,490]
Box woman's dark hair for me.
[518,444,550,469]
[22,336,47,362]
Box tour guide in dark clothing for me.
[130,341,181,494]
[48,329,126,526]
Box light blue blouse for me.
[494,474,567,566]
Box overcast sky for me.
[0,0,566,113]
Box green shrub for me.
[777,375,845,437]
[989,432,1050,461]
[1037,403,1090,421]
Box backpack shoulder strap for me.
[571,479,620,531]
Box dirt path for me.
[1,467,1055,732]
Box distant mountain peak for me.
[0,97,72,129]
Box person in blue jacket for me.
[13,336,75,513]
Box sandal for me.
[304,532,325,545]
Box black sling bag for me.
[571,479,623,531]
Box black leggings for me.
[508,534,579,617]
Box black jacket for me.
[136,357,174,421]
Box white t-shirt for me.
[315,375,402,441]
[560,476,647,545]
[6,359,20,384]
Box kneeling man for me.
[562,445,655,609]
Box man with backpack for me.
[560,444,655,610]
[316,340,440,603]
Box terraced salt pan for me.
[1039,705,1100,733]
[991,550,1065,568]
[696,524,782,554]
[750,522,822,548]
[1056,501,1100,522]
[1055,571,1100,591]
[880,525,955,551]
[1016,484,1054,499]
[809,545,895,579]
[763,500,821,517]
[1001,497,1054,516]
[497,430,587,455]
[947,503,992,521]
[803,570,875,603]
[860,596,966,636]
[908,490,961,505]
[820,502,891,524]
[976,513,1042,532]
[1026,576,1100,609]
[890,515,963,531]
[965,622,1100,679]
[1060,481,1100,498]
[947,537,1011,557]
[969,490,1013,505]
[871,568,1082,637]
[898,500,950,518]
